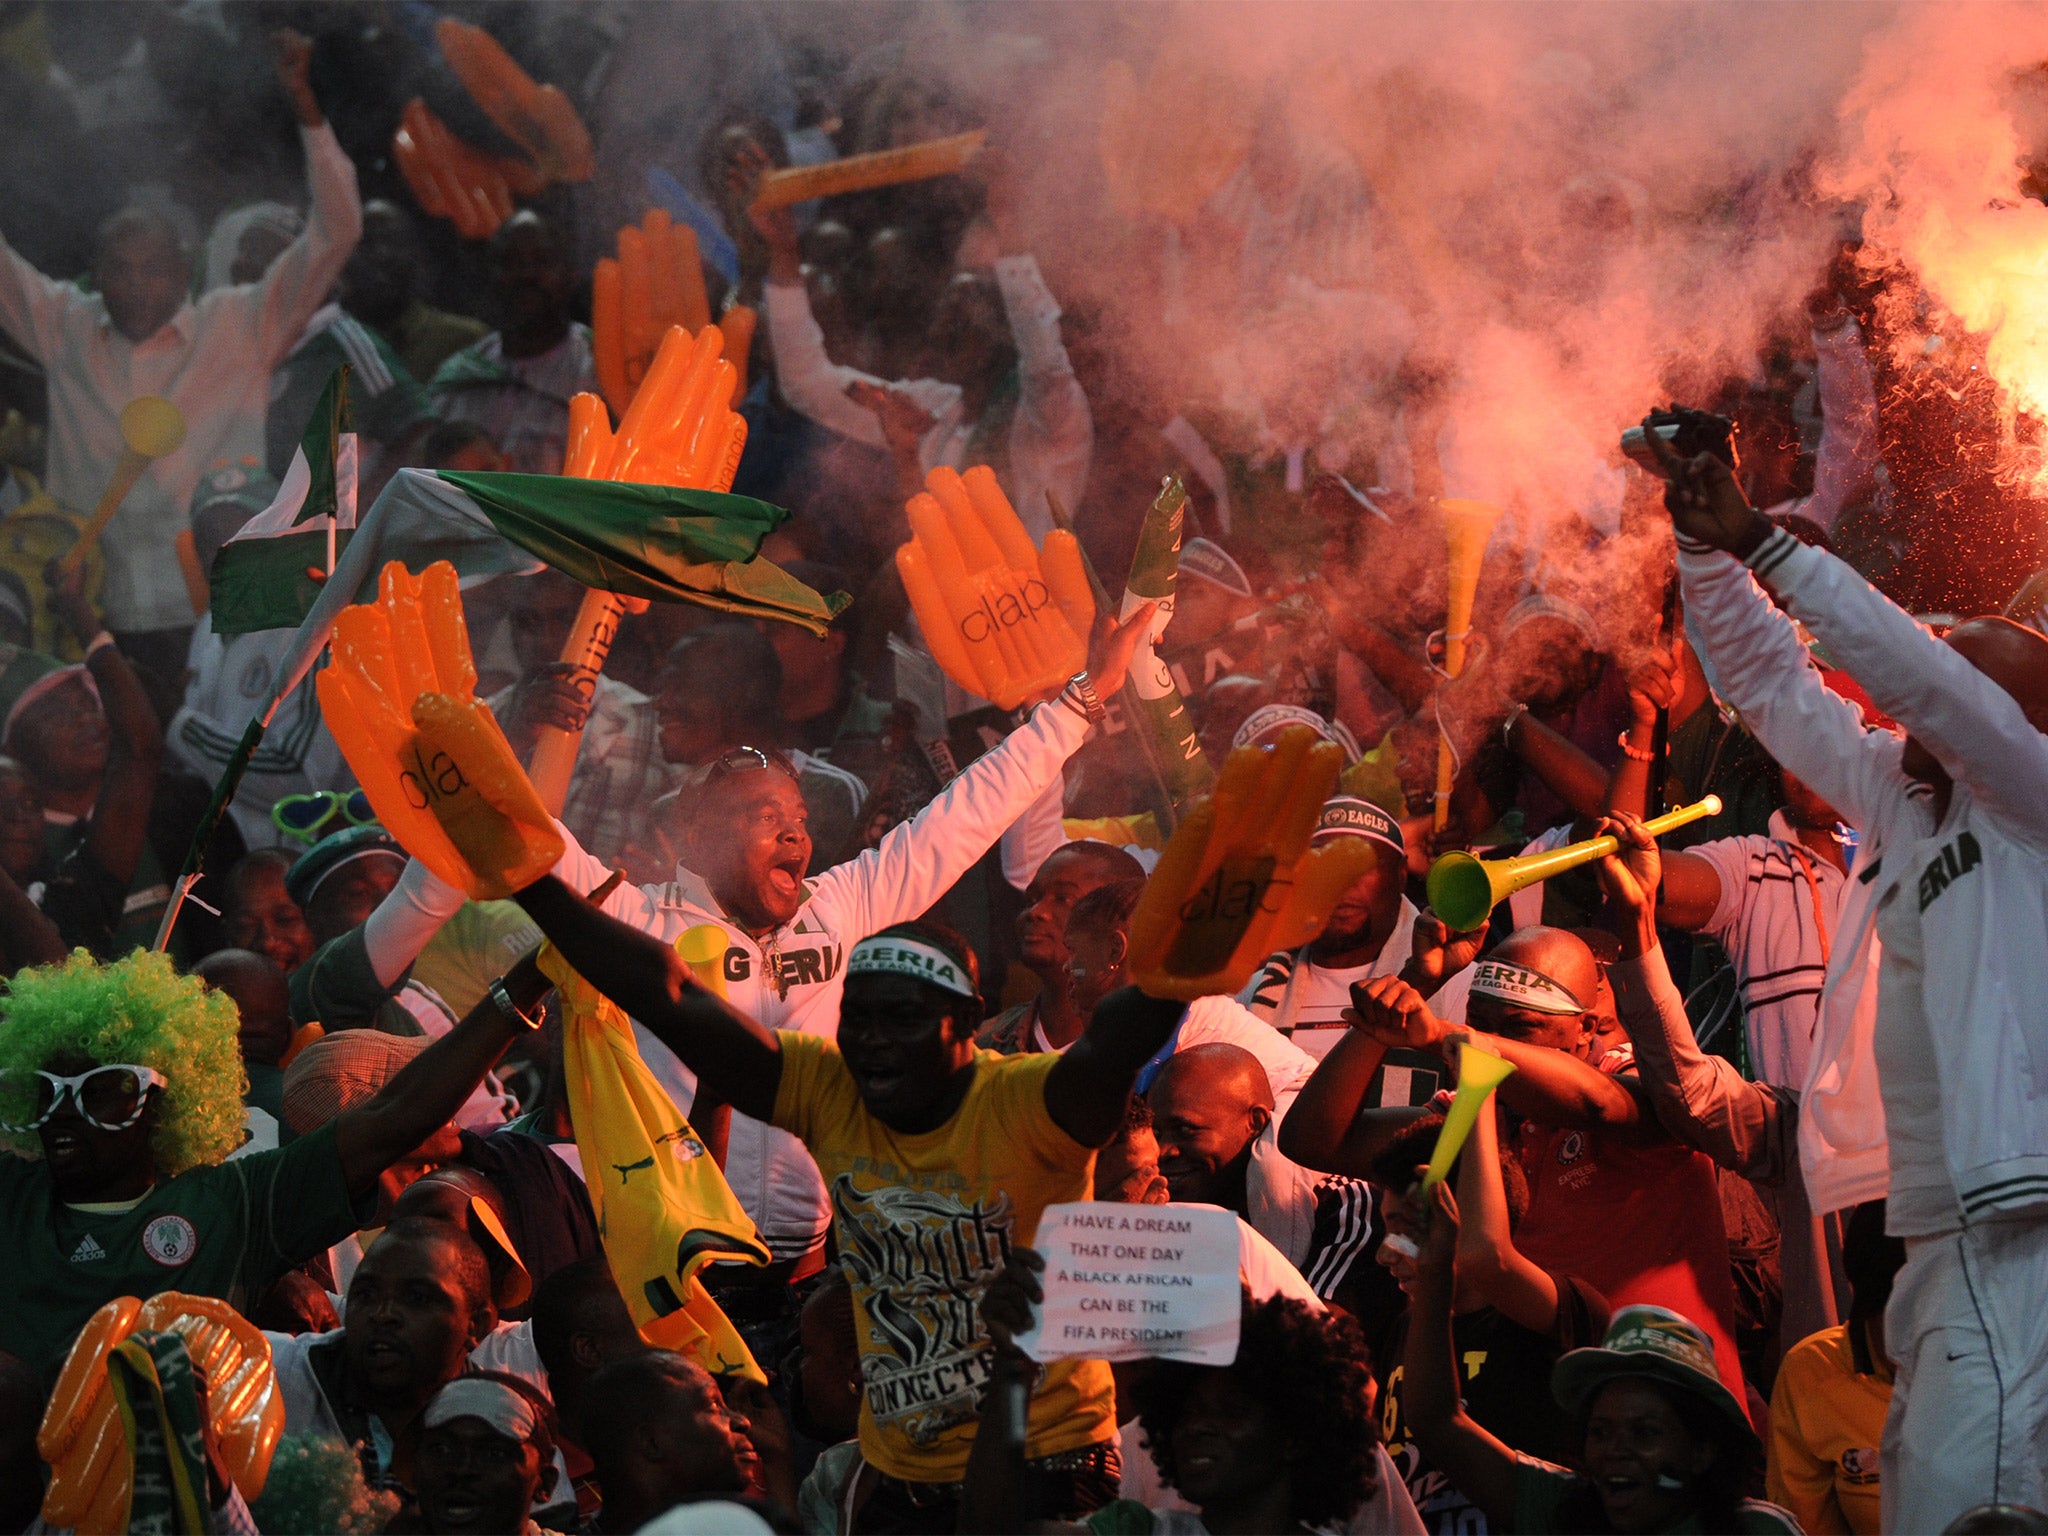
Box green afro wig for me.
[249,1434,398,1535]
[0,949,246,1177]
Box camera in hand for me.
[1620,406,1738,478]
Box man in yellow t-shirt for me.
[509,877,1187,1530]
[1766,1203,1903,1536]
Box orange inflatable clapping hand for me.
[593,210,717,417]
[317,559,563,899]
[1125,726,1381,1001]
[392,98,541,241]
[601,324,748,492]
[1098,49,1257,225]
[530,325,748,811]
[894,465,1095,709]
[39,1294,284,1533]
[435,17,594,184]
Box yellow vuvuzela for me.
[1433,499,1501,833]
[1425,794,1724,933]
[57,397,186,581]
[1422,1041,1517,1191]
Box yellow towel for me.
[542,931,770,1382]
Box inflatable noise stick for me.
[38,1292,283,1531]
[524,583,648,814]
[752,130,988,210]
[57,398,186,580]
[1422,1041,1517,1191]
[1425,794,1723,933]
[1433,498,1501,832]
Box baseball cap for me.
[285,823,406,909]
[1178,537,1253,600]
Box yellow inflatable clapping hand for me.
[1126,726,1381,1001]
[894,464,1096,709]
[317,559,563,899]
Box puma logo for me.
[612,1156,655,1185]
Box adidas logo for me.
[70,1234,106,1264]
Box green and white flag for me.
[210,366,358,635]
[235,465,846,721]
[167,369,846,953]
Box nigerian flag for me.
[212,389,841,643]
[215,463,845,717]
[210,366,359,634]
[165,366,846,953]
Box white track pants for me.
[1882,1220,2048,1533]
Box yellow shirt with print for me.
[772,1033,1115,1482]
[1766,1321,1890,1535]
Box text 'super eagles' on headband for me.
[846,937,976,998]
[1468,959,1584,1015]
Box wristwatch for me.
[1065,672,1107,726]
[489,977,545,1031]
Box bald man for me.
[1307,923,1752,1422]
[1149,1043,1378,1310]
[1656,430,2048,1530]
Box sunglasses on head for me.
[0,1063,166,1133]
[272,788,375,844]
[707,746,800,784]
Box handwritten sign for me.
[1015,1201,1240,1365]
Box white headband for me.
[424,1377,541,1444]
[1468,959,1585,1016]
[846,936,976,998]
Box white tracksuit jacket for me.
[549,695,1091,1259]
[1681,527,2048,1224]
